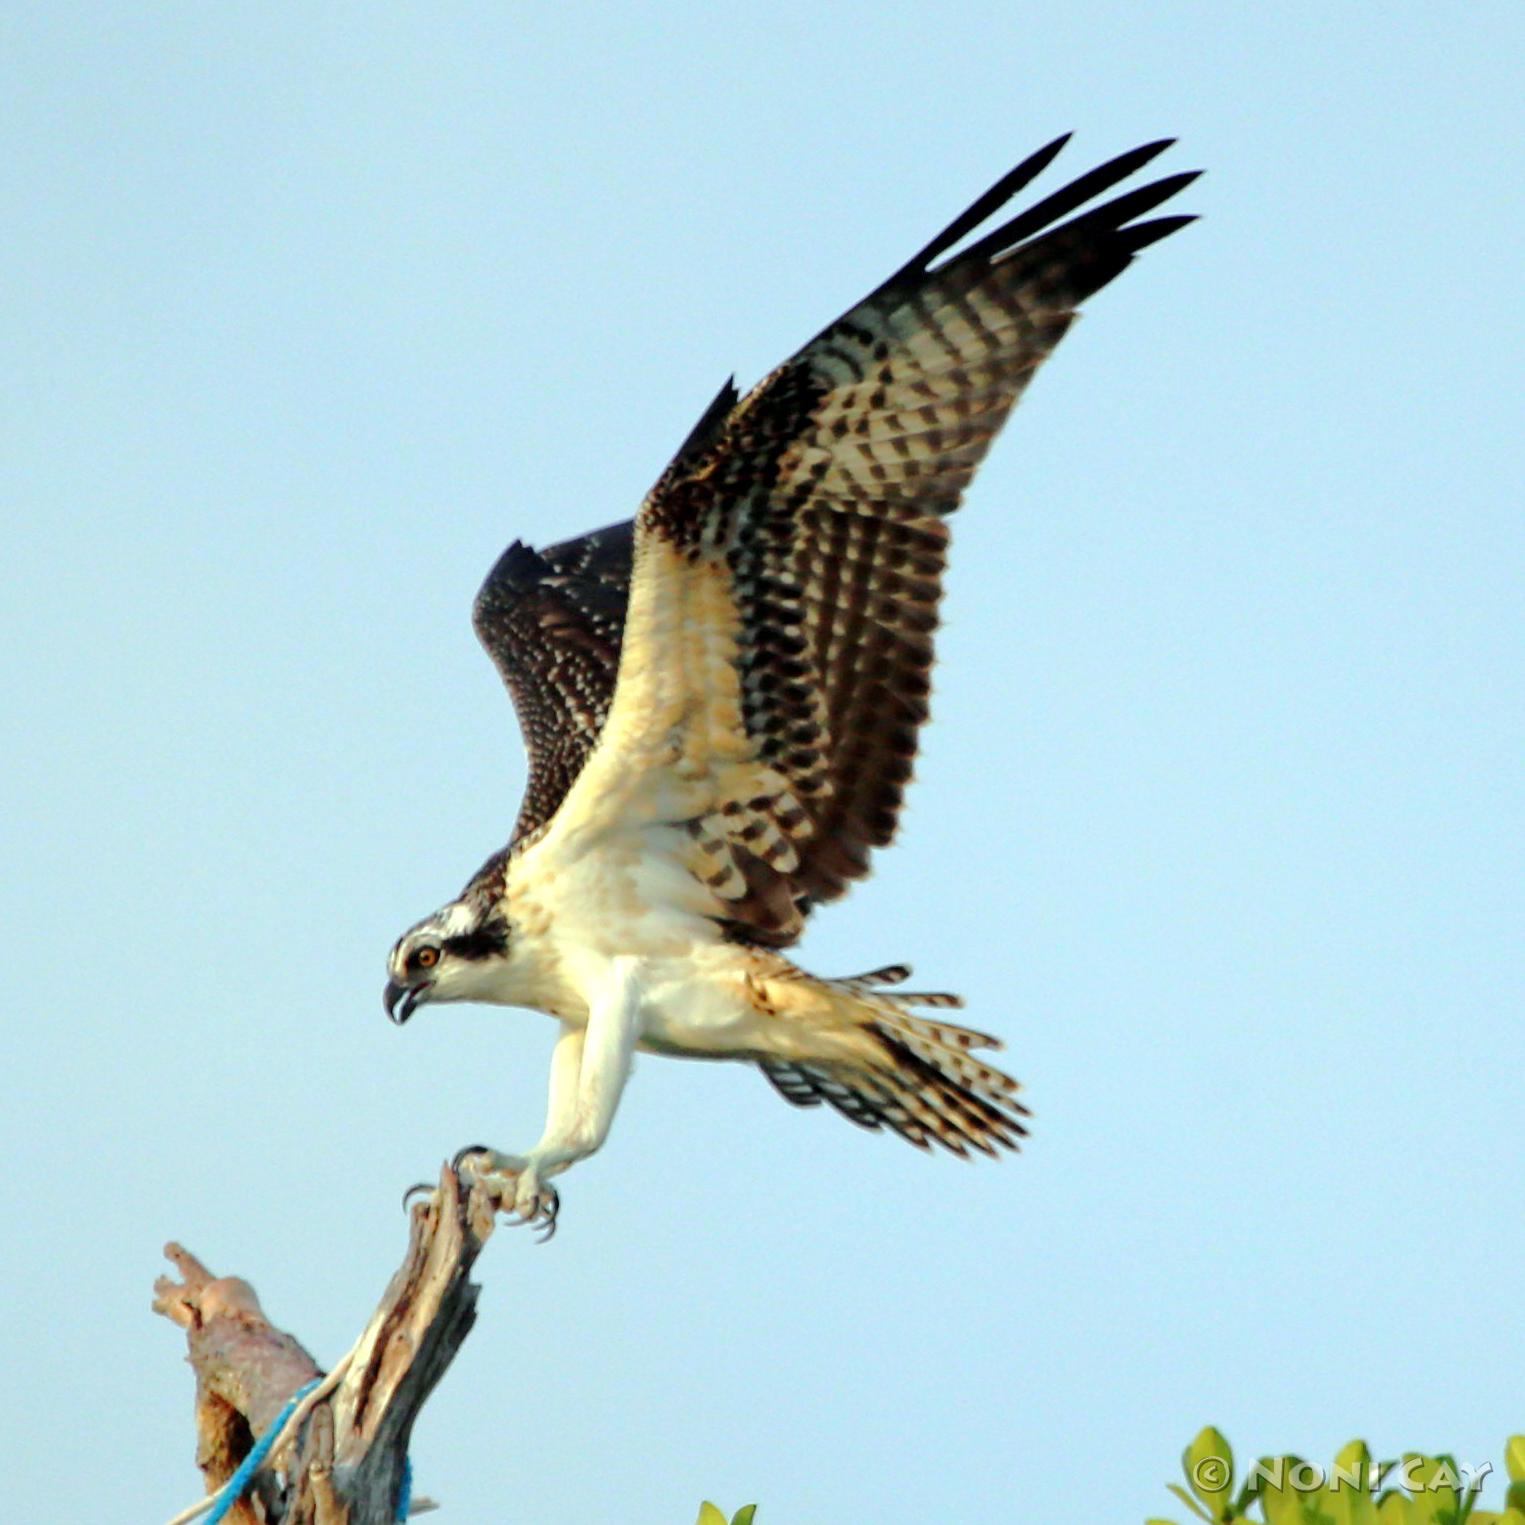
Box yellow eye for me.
[414,946,440,970]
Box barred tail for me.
[758,965,1029,1156]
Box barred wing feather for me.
[472,520,633,847]
[539,137,1197,944]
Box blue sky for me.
[3,4,1521,1522]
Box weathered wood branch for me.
[154,1164,498,1524]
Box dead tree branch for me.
[154,1164,498,1523]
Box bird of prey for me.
[385,135,1196,1232]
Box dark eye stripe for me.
[441,919,509,961]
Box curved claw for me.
[400,1180,435,1212]
[497,1180,560,1241]
[524,1183,559,1242]
[534,1185,560,1243]
[451,1142,492,1174]
[445,1144,561,1240]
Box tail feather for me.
[836,962,968,1012]
[840,962,913,987]
[757,968,1028,1156]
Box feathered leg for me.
[460,958,642,1234]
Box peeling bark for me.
[154,1164,497,1523]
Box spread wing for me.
[538,136,1198,945]
[472,519,634,845]
[470,379,744,849]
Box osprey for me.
[385,136,1196,1232]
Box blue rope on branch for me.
[397,1455,414,1521]
[204,1378,320,1525]
[201,1377,412,1522]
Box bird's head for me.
[383,901,511,1024]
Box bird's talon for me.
[533,1186,560,1241]
[450,1142,493,1174]
[530,1205,558,1242]
[400,1181,434,1211]
[506,1173,559,1239]
[447,1146,557,1235]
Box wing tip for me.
[670,373,742,466]
[474,538,545,609]
[881,132,1197,296]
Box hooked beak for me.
[384,977,431,1025]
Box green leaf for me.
[1403,1454,1460,1525]
[1328,1441,1378,1525]
[1169,1482,1217,1522]
[1186,1427,1236,1514]
[1147,1518,1185,1525]
[1507,1440,1525,1487]
[1333,1441,1375,1493]
[1240,1456,1282,1505]
[730,1509,758,1525]
[1376,1492,1414,1525]
[696,1505,728,1525]
[1256,1456,1309,1525]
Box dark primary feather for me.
[468,383,750,850]
[472,520,632,845]
[469,139,1197,916]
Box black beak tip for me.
[384,978,412,1025]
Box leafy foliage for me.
[1151,1427,1525,1525]
[686,1427,1525,1525]
[695,1504,756,1525]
